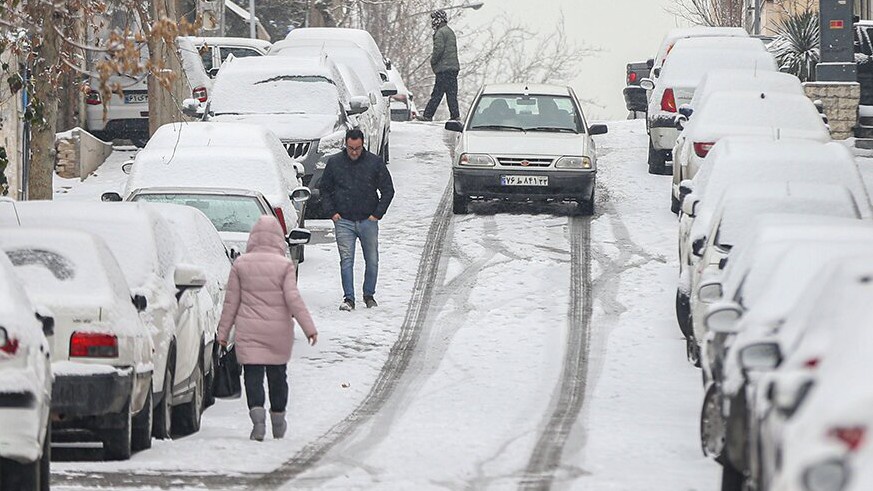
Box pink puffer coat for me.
[217,216,317,365]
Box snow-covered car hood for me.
[210,114,339,141]
[462,131,587,157]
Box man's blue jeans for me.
[334,218,379,302]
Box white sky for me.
[461,0,685,120]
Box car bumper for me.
[51,369,132,422]
[648,116,679,151]
[623,86,648,112]
[453,168,596,200]
[0,397,44,463]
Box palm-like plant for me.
[770,8,821,82]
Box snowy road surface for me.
[50,120,717,490]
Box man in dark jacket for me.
[319,128,395,311]
[420,9,460,121]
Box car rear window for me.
[469,95,581,133]
[134,194,266,233]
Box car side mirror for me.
[174,264,207,300]
[739,342,782,373]
[679,180,694,201]
[588,124,608,136]
[131,294,148,313]
[445,120,464,132]
[101,192,123,202]
[697,281,723,304]
[121,161,134,175]
[675,115,687,130]
[381,81,398,97]
[646,58,654,69]
[705,302,743,334]
[181,98,201,118]
[289,186,311,204]
[286,228,311,245]
[691,236,705,257]
[292,162,305,179]
[639,78,655,91]
[347,96,370,115]
[718,257,729,270]
[682,196,699,218]
[208,67,220,78]
[652,67,661,78]
[678,104,694,119]
[772,377,815,418]
[35,312,54,337]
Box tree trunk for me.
[29,8,61,200]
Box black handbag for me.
[213,346,242,399]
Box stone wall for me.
[803,82,860,140]
[55,128,113,180]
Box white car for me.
[0,229,155,460]
[283,27,390,80]
[445,84,607,215]
[0,252,52,487]
[641,36,776,174]
[387,65,416,121]
[648,26,749,83]
[685,69,806,115]
[185,36,271,77]
[202,56,366,217]
[3,201,210,440]
[671,91,830,211]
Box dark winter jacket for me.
[319,149,395,221]
[431,24,460,74]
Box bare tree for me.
[671,0,745,27]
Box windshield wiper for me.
[526,126,578,134]
[470,124,525,131]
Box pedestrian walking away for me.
[319,128,395,311]
[420,9,461,121]
[217,216,318,441]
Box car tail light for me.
[192,86,208,103]
[70,332,118,358]
[273,207,288,235]
[804,357,820,369]
[828,426,866,451]
[0,327,19,356]
[661,88,677,112]
[628,72,638,84]
[86,91,102,105]
[693,142,715,158]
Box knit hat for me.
[431,9,447,30]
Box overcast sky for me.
[460,0,685,120]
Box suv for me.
[445,84,608,215]
[185,36,271,78]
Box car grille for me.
[282,141,312,160]
[497,157,553,167]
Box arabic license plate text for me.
[500,175,549,186]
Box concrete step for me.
[856,125,873,139]
[855,138,873,150]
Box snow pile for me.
[176,36,212,94]
[283,27,386,76]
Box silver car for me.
[445,84,607,215]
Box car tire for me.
[647,139,667,175]
[102,400,133,461]
[203,345,217,409]
[675,289,693,339]
[701,382,726,460]
[38,424,50,491]
[720,462,744,491]
[671,192,680,215]
[452,190,468,215]
[382,137,390,164]
[172,360,204,437]
[152,355,174,440]
[0,454,40,490]
[131,385,153,452]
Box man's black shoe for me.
[363,296,378,308]
[415,115,433,122]
[340,298,355,311]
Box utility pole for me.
[249,0,256,38]
[817,0,857,81]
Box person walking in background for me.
[217,215,318,442]
[319,128,395,311]
[419,9,460,122]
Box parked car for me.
[640,36,776,174]
[283,27,391,80]
[445,83,607,215]
[648,26,749,83]
[0,251,52,487]
[623,60,651,115]
[671,91,831,212]
[387,65,417,121]
[0,229,155,460]
[176,36,213,107]
[103,122,311,262]
[185,36,271,77]
[2,202,210,440]
[200,56,366,217]
[685,70,806,115]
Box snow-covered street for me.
[47,120,718,490]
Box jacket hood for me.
[246,216,286,254]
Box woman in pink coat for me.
[218,216,318,441]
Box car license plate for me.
[501,175,548,186]
[124,93,148,104]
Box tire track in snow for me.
[519,215,593,490]
[250,181,454,489]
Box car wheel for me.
[102,400,133,461]
[383,137,390,164]
[131,384,153,452]
[38,424,50,491]
[0,455,40,490]
[647,139,667,175]
[152,358,174,439]
[203,345,217,409]
[701,383,726,460]
[721,462,744,491]
[452,190,468,215]
[687,338,702,369]
[172,361,203,436]
[671,192,680,215]
[675,289,693,339]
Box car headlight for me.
[459,153,495,167]
[555,156,593,169]
[803,459,849,491]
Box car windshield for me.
[211,75,340,116]
[468,95,581,133]
[133,194,266,233]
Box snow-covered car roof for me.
[269,42,383,92]
[690,70,804,109]
[654,26,749,68]
[210,56,347,116]
[658,41,776,88]
[284,27,386,71]
[10,202,178,292]
[125,146,291,210]
[144,122,290,164]
[482,84,572,97]
[176,36,211,93]
[185,36,271,52]
[0,228,133,309]
[684,91,829,142]
[711,182,861,249]
[387,66,410,96]
[0,251,42,347]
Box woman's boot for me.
[249,407,266,441]
[271,411,287,439]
